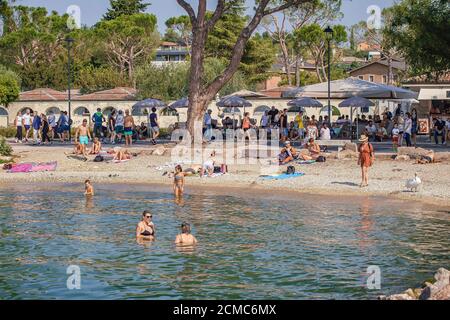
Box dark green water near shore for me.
[0,183,448,299]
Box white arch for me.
[254,105,270,113]
[0,106,8,116]
[45,106,61,115]
[74,106,90,116]
[102,106,117,116]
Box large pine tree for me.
[103,0,150,20]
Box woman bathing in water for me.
[136,210,155,240]
[84,179,94,196]
[173,165,185,197]
[175,222,197,246]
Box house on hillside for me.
[152,41,189,66]
[348,58,406,85]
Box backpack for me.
[286,165,296,174]
[316,156,326,162]
[93,155,104,162]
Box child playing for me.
[84,179,94,196]
[89,137,102,155]
[392,123,400,152]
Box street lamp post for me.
[65,37,74,141]
[324,26,333,126]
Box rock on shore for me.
[378,268,450,300]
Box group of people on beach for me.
[14,109,70,144]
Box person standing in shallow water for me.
[175,222,197,246]
[358,134,375,188]
[136,210,155,240]
[84,179,94,196]
[173,165,185,198]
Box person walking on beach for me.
[22,109,32,142]
[136,210,155,240]
[47,111,57,140]
[115,110,124,144]
[75,119,92,156]
[92,108,106,141]
[32,111,42,145]
[14,111,23,143]
[358,134,375,188]
[149,107,160,145]
[40,114,51,145]
[173,164,185,197]
[175,222,197,246]
[84,179,94,196]
[124,109,134,146]
[108,110,117,144]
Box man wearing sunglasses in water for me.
[136,210,155,240]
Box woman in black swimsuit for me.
[136,210,155,240]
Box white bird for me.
[405,172,422,192]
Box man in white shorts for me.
[200,151,216,177]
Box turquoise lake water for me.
[0,183,448,299]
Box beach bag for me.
[94,155,104,162]
[286,165,296,175]
[316,156,326,163]
[213,166,222,173]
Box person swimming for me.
[175,222,197,246]
[84,179,94,196]
[173,165,185,197]
[136,210,155,240]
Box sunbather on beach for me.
[65,142,84,156]
[175,222,197,246]
[299,138,321,161]
[278,141,298,164]
[89,138,102,155]
[173,165,185,197]
[113,148,132,161]
[84,179,94,196]
[200,151,216,177]
[136,210,155,241]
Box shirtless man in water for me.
[136,210,155,240]
[75,119,92,156]
[175,222,198,246]
[84,179,94,196]
[124,109,135,147]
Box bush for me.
[0,126,17,138]
[0,136,12,156]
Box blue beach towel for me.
[260,172,305,180]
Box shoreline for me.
[2,170,450,209]
[2,144,450,208]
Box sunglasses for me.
[145,215,152,218]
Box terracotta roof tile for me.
[73,87,137,101]
[19,88,68,101]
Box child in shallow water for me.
[173,165,185,197]
[84,179,94,196]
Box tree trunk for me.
[280,41,292,86]
[295,54,301,87]
[387,56,393,85]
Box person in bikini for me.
[75,119,92,157]
[173,165,185,197]
[136,210,155,240]
[278,141,298,164]
[174,222,197,246]
[299,138,321,161]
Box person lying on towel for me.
[278,141,299,164]
[298,138,321,161]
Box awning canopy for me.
[418,88,450,100]
[282,77,418,99]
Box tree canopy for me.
[0,65,20,107]
[103,0,150,20]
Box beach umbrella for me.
[288,97,323,108]
[339,96,375,141]
[217,96,251,130]
[132,98,167,110]
[169,97,189,109]
[225,89,268,99]
[282,77,418,99]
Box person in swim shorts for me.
[75,119,92,156]
[124,109,135,147]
